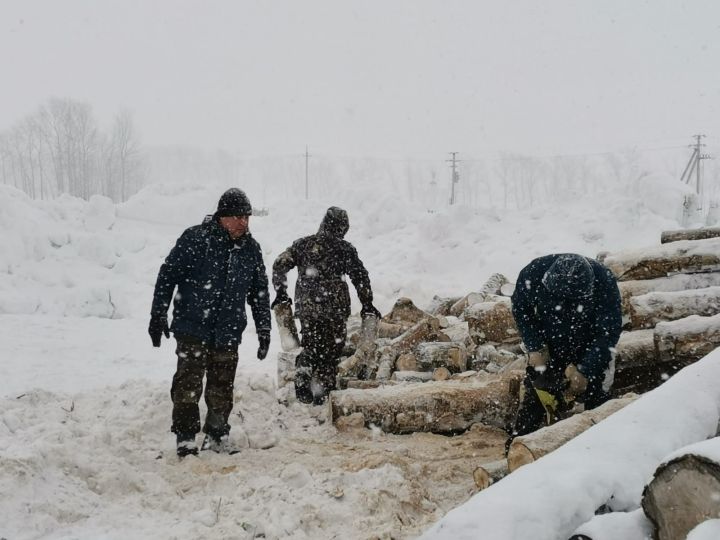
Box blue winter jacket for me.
[151,217,271,349]
[511,254,622,379]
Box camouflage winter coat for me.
[272,207,373,320]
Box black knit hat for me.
[216,188,252,217]
[542,254,595,299]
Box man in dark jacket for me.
[510,253,622,437]
[272,207,380,404]
[149,188,271,457]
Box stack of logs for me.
[314,226,720,435]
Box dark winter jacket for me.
[272,207,374,320]
[151,216,271,349]
[511,254,622,380]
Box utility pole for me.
[304,145,311,200]
[446,152,460,205]
[680,134,712,197]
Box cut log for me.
[391,370,434,383]
[330,370,525,434]
[480,273,510,297]
[383,297,429,325]
[449,292,486,317]
[377,320,406,339]
[642,452,720,540]
[427,295,462,316]
[603,238,720,281]
[654,314,720,364]
[432,367,451,381]
[374,317,442,380]
[471,343,521,372]
[395,352,418,372]
[507,395,637,472]
[627,287,720,329]
[499,282,516,297]
[415,342,468,373]
[473,459,509,490]
[277,350,300,390]
[440,321,474,349]
[660,226,720,244]
[618,272,720,317]
[466,299,520,344]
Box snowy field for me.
[0,177,699,539]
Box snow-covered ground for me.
[0,176,702,539]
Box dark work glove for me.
[148,314,170,347]
[257,331,270,360]
[271,290,291,309]
[361,304,382,320]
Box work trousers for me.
[171,337,239,438]
[295,317,347,404]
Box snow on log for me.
[660,226,720,244]
[473,459,509,490]
[612,329,657,395]
[419,348,720,540]
[374,317,444,380]
[383,297,430,325]
[330,370,524,434]
[642,437,720,540]
[627,287,720,329]
[654,314,720,364]
[415,342,468,373]
[507,396,637,472]
[439,321,474,349]
[618,273,720,316]
[449,292,485,317]
[391,370,434,382]
[466,298,520,344]
[603,238,720,281]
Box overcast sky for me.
[1,0,719,158]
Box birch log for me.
[507,396,637,472]
[642,451,720,540]
[330,370,524,434]
[660,226,720,244]
[627,287,720,329]
[618,272,720,318]
[603,238,720,281]
[654,314,720,363]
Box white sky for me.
[1,0,720,157]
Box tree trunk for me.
[627,287,720,329]
[612,329,657,395]
[507,396,637,472]
[642,452,720,540]
[618,273,720,320]
[466,299,520,344]
[374,317,443,380]
[654,314,720,364]
[415,342,468,373]
[473,459,509,490]
[661,227,720,244]
[330,370,524,434]
[603,238,720,281]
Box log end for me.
[507,441,536,472]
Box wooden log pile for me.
[601,228,720,395]
[327,227,720,444]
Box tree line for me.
[0,98,145,202]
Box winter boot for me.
[201,433,241,455]
[176,434,198,458]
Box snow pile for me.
[0,178,697,539]
[421,347,720,540]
